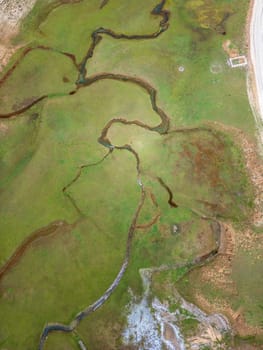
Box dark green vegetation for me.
[0,0,261,349]
[180,317,200,337]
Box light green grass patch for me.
[17,0,162,62]
[85,0,255,136]
[108,123,253,221]
[0,49,76,115]
[232,249,263,327]
[0,105,41,186]
[0,150,140,350]
[0,77,160,264]
[44,332,78,350]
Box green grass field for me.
[0,150,140,349]
[0,49,77,115]
[0,0,261,348]
[44,332,78,350]
[86,0,255,135]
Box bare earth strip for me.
[0,0,37,71]
[248,0,263,149]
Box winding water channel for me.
[0,1,233,349]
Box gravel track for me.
[250,0,263,145]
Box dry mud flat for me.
[123,269,232,350]
[0,0,37,71]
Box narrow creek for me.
[0,1,234,349]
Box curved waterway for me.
[0,1,231,349]
[123,222,231,350]
[38,184,146,350]
[0,220,70,281]
[0,0,170,119]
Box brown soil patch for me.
[0,122,9,135]
[191,220,263,337]
[195,291,263,338]
[183,123,263,338]
[222,39,239,58]
[164,322,181,348]
[0,220,72,282]
[136,188,161,230]
[0,44,19,72]
[198,223,237,294]
[136,212,160,230]
[181,133,226,188]
[0,0,37,72]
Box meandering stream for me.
[0,1,234,349]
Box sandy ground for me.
[248,0,263,149]
[0,0,37,71]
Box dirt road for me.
[250,0,263,145]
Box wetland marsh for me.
[0,0,262,349]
